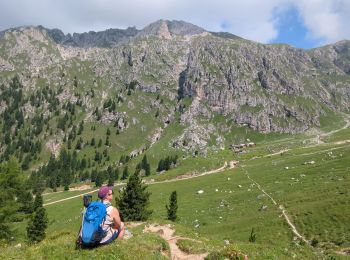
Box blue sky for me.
[273,6,322,49]
[0,0,349,49]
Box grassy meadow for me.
[1,116,350,259]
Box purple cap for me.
[98,186,111,199]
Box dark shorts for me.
[100,229,120,245]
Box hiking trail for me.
[241,167,310,245]
[43,161,237,206]
[143,223,208,260]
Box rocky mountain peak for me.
[137,19,206,38]
[0,26,51,44]
[158,20,172,39]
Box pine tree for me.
[33,192,43,212]
[115,168,120,180]
[95,173,103,187]
[17,190,34,214]
[107,167,114,186]
[118,172,152,221]
[21,154,31,170]
[166,191,178,221]
[121,166,129,180]
[157,159,164,172]
[26,207,48,243]
[141,155,148,169]
[0,157,22,239]
[107,176,114,186]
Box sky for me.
[0,0,349,49]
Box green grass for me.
[5,125,350,259]
[319,107,346,132]
[0,228,169,260]
[1,80,350,259]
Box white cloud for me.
[292,0,350,44]
[0,0,285,43]
[0,0,349,45]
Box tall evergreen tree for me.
[118,172,152,221]
[121,166,129,180]
[141,155,151,176]
[115,168,120,180]
[144,162,151,176]
[17,190,34,214]
[166,191,178,221]
[95,172,103,187]
[0,157,22,239]
[26,206,48,243]
[33,192,43,212]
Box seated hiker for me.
[98,186,125,244]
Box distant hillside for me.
[0,19,349,188]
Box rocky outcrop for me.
[0,21,349,135]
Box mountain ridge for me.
[0,21,349,135]
[1,20,348,50]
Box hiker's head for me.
[98,186,113,200]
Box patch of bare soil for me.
[144,224,208,260]
[336,248,350,255]
[126,222,145,228]
[69,185,91,191]
[229,160,239,169]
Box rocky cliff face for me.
[0,20,349,135]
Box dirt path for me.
[144,224,208,260]
[263,148,289,157]
[259,114,350,159]
[147,161,236,185]
[44,161,237,207]
[241,167,309,244]
[43,189,99,206]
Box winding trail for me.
[241,167,309,244]
[43,161,236,207]
[43,188,100,206]
[258,114,350,159]
[144,224,208,260]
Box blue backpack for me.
[81,201,109,246]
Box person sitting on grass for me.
[98,186,125,244]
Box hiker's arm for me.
[111,208,122,229]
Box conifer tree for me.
[17,190,34,214]
[95,173,103,187]
[141,155,148,169]
[121,166,129,180]
[157,159,164,172]
[26,192,48,243]
[145,163,151,176]
[118,171,152,221]
[166,191,178,221]
[115,168,120,180]
[107,176,114,186]
[33,192,43,212]
[0,157,22,239]
[107,167,114,186]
